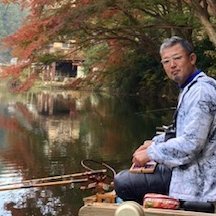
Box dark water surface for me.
[0,89,174,216]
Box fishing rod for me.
[135,106,176,116]
[0,178,88,192]
[0,169,107,190]
[0,160,116,192]
[79,159,116,192]
[146,106,176,113]
[81,159,116,177]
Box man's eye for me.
[162,60,170,64]
[173,56,182,61]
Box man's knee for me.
[114,170,130,199]
[113,165,172,204]
[114,170,145,204]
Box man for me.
[114,36,216,205]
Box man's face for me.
[160,43,197,85]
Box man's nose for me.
[170,59,177,67]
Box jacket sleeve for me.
[152,133,165,144]
[147,83,215,168]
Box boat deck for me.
[79,202,215,216]
[78,192,216,216]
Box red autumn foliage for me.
[2,0,149,92]
[3,0,126,64]
[1,0,76,92]
[9,72,38,93]
[0,63,29,78]
[3,0,74,60]
[3,14,67,60]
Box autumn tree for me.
[1,0,215,94]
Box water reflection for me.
[0,89,174,215]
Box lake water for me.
[0,89,174,216]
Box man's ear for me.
[190,53,197,65]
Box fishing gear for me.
[0,160,116,193]
[80,159,116,193]
[0,169,107,192]
[81,159,116,177]
[0,178,88,192]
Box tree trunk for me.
[198,13,216,47]
[185,0,216,47]
[207,0,216,15]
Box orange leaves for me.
[1,0,19,3]
[3,14,63,60]
[0,62,38,92]
[2,0,87,63]
[9,72,38,93]
[0,63,28,78]
[1,0,74,91]
[7,2,74,64]
[4,22,41,57]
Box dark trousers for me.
[114,164,172,204]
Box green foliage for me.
[37,53,65,65]
[205,50,216,78]
[82,43,109,75]
[105,50,161,95]
[79,0,216,94]
[194,38,216,78]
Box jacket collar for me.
[179,69,201,89]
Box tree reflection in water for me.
[0,90,174,215]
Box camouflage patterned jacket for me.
[148,72,216,202]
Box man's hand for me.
[132,140,153,166]
[133,140,153,155]
[132,149,151,167]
